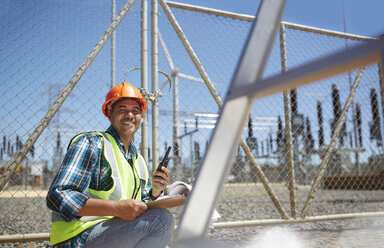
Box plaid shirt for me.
[46,126,150,247]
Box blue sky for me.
[1,0,383,169]
[157,0,384,167]
[175,0,384,38]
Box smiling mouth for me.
[120,117,135,125]
[121,121,135,125]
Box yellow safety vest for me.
[50,131,149,245]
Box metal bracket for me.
[125,67,172,102]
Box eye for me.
[132,110,140,115]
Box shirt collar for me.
[106,126,137,160]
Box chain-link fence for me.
[1,0,144,241]
[1,0,384,245]
[160,1,384,223]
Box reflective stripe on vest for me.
[50,131,148,245]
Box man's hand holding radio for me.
[151,146,171,198]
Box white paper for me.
[160,181,221,228]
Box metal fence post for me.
[141,0,149,163]
[279,22,297,219]
[151,0,159,171]
[111,0,116,88]
[378,34,384,150]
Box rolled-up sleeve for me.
[46,134,100,221]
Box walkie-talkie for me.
[157,146,171,171]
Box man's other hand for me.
[114,199,148,221]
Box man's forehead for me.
[115,99,140,108]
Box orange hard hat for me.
[102,82,147,117]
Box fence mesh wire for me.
[159,5,384,223]
[1,0,384,241]
[1,0,143,236]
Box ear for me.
[107,109,112,119]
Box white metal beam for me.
[227,37,384,101]
[159,31,175,71]
[173,0,287,244]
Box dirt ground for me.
[1,185,384,247]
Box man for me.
[46,82,173,247]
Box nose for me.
[124,111,135,118]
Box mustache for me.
[120,117,135,123]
